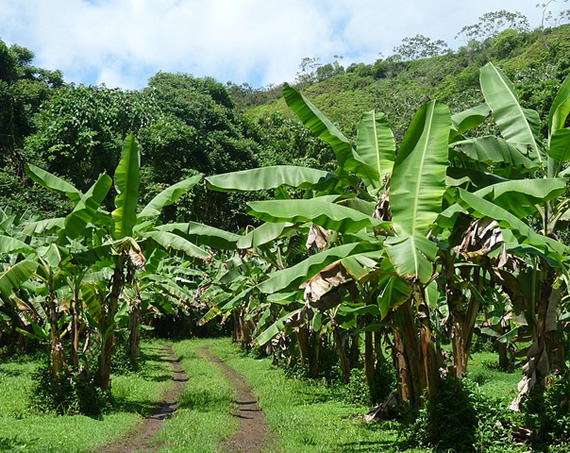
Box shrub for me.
[30,362,112,416]
[522,373,570,451]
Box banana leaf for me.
[480,62,544,164]
[139,173,203,218]
[112,135,140,239]
[390,100,451,236]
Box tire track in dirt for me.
[198,346,273,453]
[102,343,188,453]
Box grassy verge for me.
[0,340,172,452]
[155,338,238,453]
[208,338,420,453]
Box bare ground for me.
[198,346,273,453]
[101,343,188,453]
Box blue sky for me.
[0,0,568,90]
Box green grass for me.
[468,351,521,404]
[0,340,173,453]
[208,338,420,453]
[154,338,238,452]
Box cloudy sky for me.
[0,0,568,90]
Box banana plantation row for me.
[1,63,569,421]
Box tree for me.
[455,10,530,43]
[393,34,451,61]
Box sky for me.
[0,0,568,90]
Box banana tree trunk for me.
[46,280,66,384]
[511,265,561,410]
[96,253,126,391]
[393,292,441,406]
[127,295,142,361]
[297,325,310,368]
[333,323,351,383]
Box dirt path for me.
[102,344,188,453]
[198,346,273,453]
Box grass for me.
[208,338,419,453]
[468,351,521,404]
[0,337,527,452]
[154,338,238,452]
[0,339,173,453]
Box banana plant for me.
[23,135,240,391]
[206,85,454,404]
[449,64,570,409]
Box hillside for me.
[244,24,570,142]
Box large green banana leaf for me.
[257,242,375,294]
[247,198,386,234]
[454,136,537,171]
[0,260,38,300]
[450,103,490,142]
[0,236,34,254]
[22,218,65,236]
[377,259,413,319]
[139,173,203,218]
[206,166,342,192]
[61,173,112,241]
[112,135,140,239]
[549,129,570,170]
[283,85,370,176]
[144,231,211,260]
[155,222,241,250]
[548,72,570,136]
[474,178,567,218]
[390,100,451,236]
[446,167,506,190]
[25,163,82,204]
[480,63,544,164]
[355,111,395,191]
[237,222,294,249]
[385,235,437,284]
[254,307,304,346]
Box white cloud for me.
[0,0,568,90]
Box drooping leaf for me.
[258,242,375,294]
[144,231,211,260]
[254,307,304,346]
[0,236,34,254]
[377,259,413,319]
[61,173,112,241]
[0,260,38,299]
[237,222,294,249]
[474,178,567,218]
[356,111,395,190]
[25,164,82,204]
[480,62,544,164]
[247,198,385,234]
[390,100,451,236]
[455,136,537,170]
[22,218,65,236]
[139,173,203,218]
[450,103,490,142]
[283,85,367,174]
[549,128,570,166]
[458,189,566,257]
[112,135,140,239]
[155,222,241,250]
[206,166,342,192]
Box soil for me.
[101,343,273,452]
[101,344,189,453]
[198,346,273,453]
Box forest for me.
[1,8,570,453]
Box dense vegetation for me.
[1,8,570,452]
